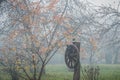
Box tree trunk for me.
[38,64,45,80]
[73,42,80,80]
[105,53,112,64]
[73,62,80,80]
[114,52,119,64]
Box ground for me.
[0,64,120,80]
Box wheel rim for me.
[65,45,79,69]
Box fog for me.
[0,0,120,80]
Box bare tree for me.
[0,0,81,80]
[95,2,120,64]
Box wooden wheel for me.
[65,45,79,69]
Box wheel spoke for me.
[65,44,79,69]
[72,57,77,62]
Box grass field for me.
[45,64,120,80]
[0,64,120,80]
[98,64,120,80]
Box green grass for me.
[0,72,10,80]
[99,64,120,80]
[44,64,120,80]
[0,64,120,80]
[44,64,73,80]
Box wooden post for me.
[73,42,80,80]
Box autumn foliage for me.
[0,0,76,80]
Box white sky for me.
[88,0,119,7]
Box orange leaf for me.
[47,0,59,10]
